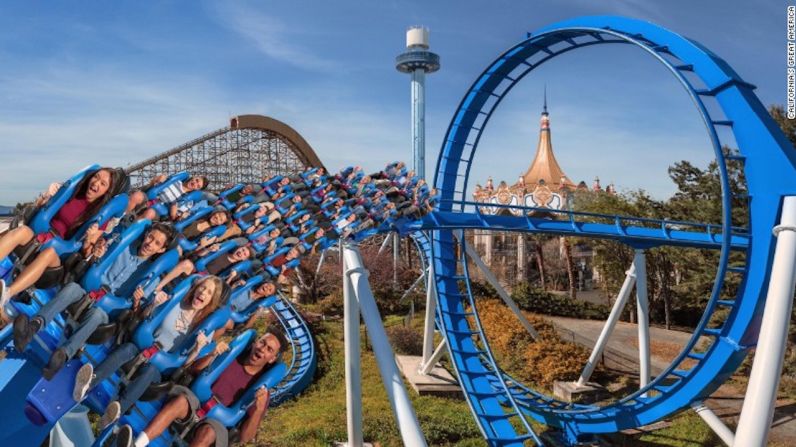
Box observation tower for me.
[395,26,440,179]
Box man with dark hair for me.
[13,223,177,379]
[117,329,286,447]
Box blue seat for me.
[29,164,100,235]
[133,275,232,373]
[81,220,177,315]
[145,172,189,201]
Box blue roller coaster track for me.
[419,15,796,446]
[0,14,793,447]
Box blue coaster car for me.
[95,329,287,447]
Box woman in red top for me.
[0,167,126,318]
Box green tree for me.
[769,104,796,147]
[768,104,796,378]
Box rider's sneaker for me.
[13,315,42,352]
[42,347,68,381]
[73,362,94,402]
[101,400,122,429]
[0,279,9,306]
[116,424,133,447]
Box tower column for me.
[411,69,426,179]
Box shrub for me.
[372,285,412,315]
[511,281,609,320]
[386,325,423,355]
[476,298,590,387]
[523,341,588,384]
[467,280,497,299]
[316,291,343,317]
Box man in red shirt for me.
[117,330,286,447]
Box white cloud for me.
[0,64,248,203]
[209,2,341,72]
[0,57,410,204]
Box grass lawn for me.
[246,318,484,446]
[244,301,789,446]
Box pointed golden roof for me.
[516,93,576,190]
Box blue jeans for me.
[94,342,162,413]
[36,282,109,358]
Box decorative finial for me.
[540,86,550,130]
[543,84,548,115]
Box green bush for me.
[316,291,343,316]
[511,281,609,320]
[467,280,497,299]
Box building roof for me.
[516,94,575,191]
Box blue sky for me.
[0,0,786,204]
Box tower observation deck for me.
[395,26,440,180]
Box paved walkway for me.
[546,316,796,445]
[548,316,698,373]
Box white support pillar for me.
[343,250,363,447]
[463,241,539,340]
[691,401,734,446]
[420,264,438,369]
[734,196,796,447]
[343,243,428,447]
[378,233,392,256]
[576,262,637,387]
[316,251,326,276]
[420,339,448,375]
[634,249,650,394]
[399,271,426,304]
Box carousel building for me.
[471,94,613,289]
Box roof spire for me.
[518,86,574,191]
[543,84,548,115]
[540,86,550,130]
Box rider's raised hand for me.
[132,286,145,310]
[254,386,270,412]
[214,341,230,356]
[154,290,169,306]
[195,330,210,349]
[93,238,108,258]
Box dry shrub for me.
[317,291,343,316]
[386,325,423,355]
[523,342,587,384]
[475,298,589,387]
[476,299,557,353]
